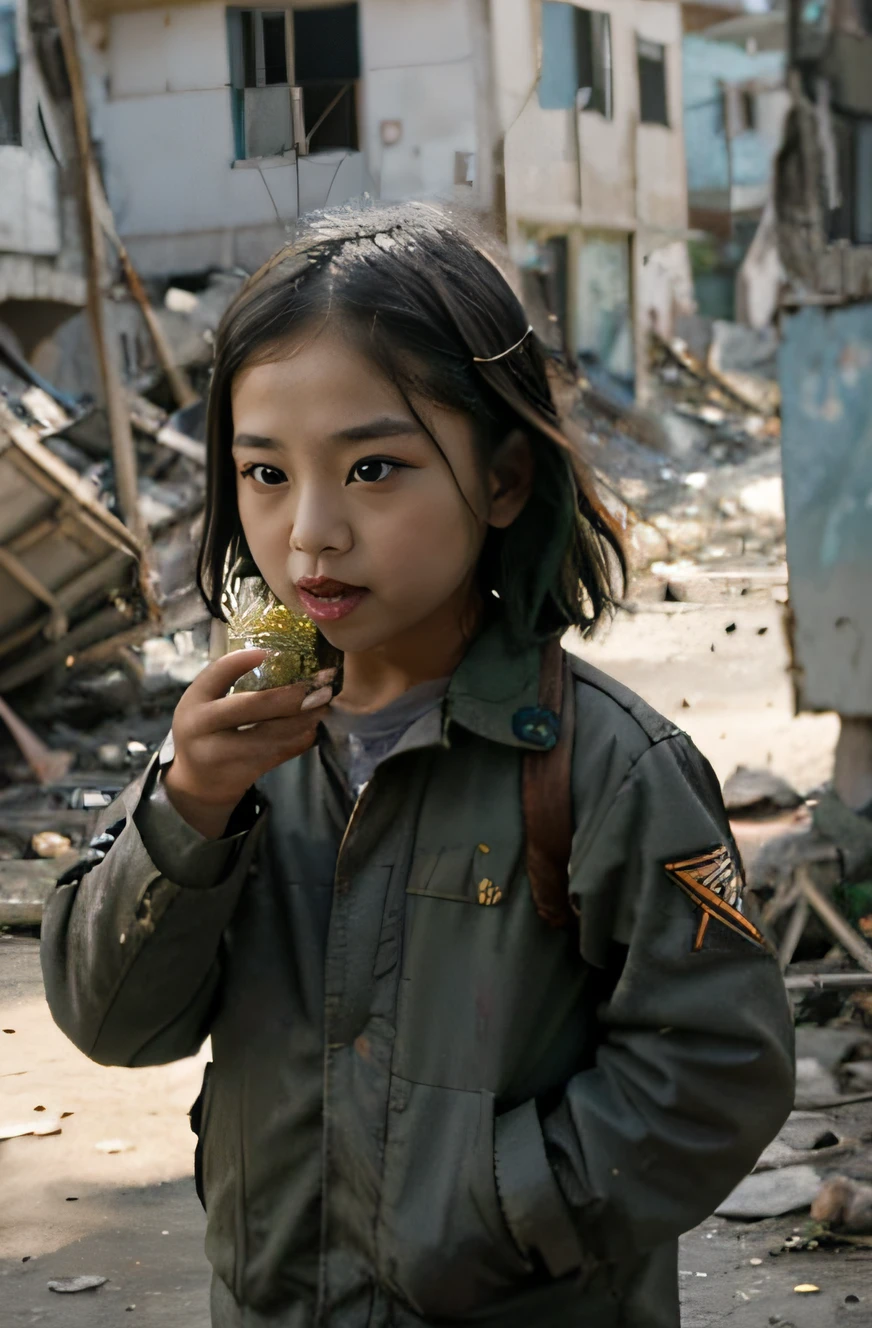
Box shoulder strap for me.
[522,637,576,928]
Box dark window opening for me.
[741,89,756,131]
[574,8,613,119]
[293,4,360,151]
[261,12,287,85]
[637,37,668,126]
[539,1,612,119]
[0,2,21,147]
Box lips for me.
[295,576,369,623]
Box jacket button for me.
[512,706,559,749]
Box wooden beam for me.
[52,0,143,539]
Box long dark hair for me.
[198,202,625,646]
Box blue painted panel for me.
[780,304,872,714]
[539,2,578,111]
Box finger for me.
[202,680,312,733]
[185,649,272,704]
[232,711,324,758]
[300,685,333,711]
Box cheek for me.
[366,485,481,588]
[237,483,289,570]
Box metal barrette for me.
[472,325,534,364]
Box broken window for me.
[0,0,21,147]
[226,4,359,161]
[637,37,669,126]
[539,2,613,119]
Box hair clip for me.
[472,325,534,364]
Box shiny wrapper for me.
[225,581,341,693]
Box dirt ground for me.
[1,594,865,1326]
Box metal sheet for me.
[780,303,872,714]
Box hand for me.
[163,649,334,839]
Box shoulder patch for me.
[665,845,769,951]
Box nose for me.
[289,482,352,558]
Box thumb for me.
[187,648,270,702]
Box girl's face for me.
[230,326,528,657]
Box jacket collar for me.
[444,620,556,752]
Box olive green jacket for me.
[41,625,794,1328]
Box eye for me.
[241,463,287,487]
[347,458,402,485]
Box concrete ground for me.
[1,595,863,1326]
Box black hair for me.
[197,201,625,647]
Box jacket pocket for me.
[376,1076,535,1319]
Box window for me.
[539,2,613,120]
[293,3,359,152]
[0,0,21,147]
[637,37,668,126]
[227,4,359,161]
[718,84,758,138]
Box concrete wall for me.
[98,0,481,276]
[683,34,786,210]
[497,0,687,236]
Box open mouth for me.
[295,577,370,623]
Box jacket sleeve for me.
[493,732,795,1269]
[40,750,266,1069]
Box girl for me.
[42,204,793,1328]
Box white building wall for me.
[99,0,481,276]
[0,0,61,256]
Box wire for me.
[257,164,285,229]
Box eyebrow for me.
[231,416,421,452]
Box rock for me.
[754,1111,842,1169]
[0,853,82,927]
[739,476,785,521]
[724,766,803,817]
[794,1056,841,1109]
[47,1276,108,1294]
[96,743,127,771]
[716,1165,823,1219]
[812,1175,872,1233]
[795,1026,872,1072]
[31,831,72,859]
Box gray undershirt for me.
[320,677,450,798]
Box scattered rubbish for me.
[95,1139,135,1154]
[31,832,73,859]
[794,1284,820,1294]
[47,1276,107,1293]
[715,1165,823,1219]
[750,1257,763,1265]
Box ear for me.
[487,429,534,530]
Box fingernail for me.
[301,686,332,711]
[313,667,338,685]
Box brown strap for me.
[523,637,576,928]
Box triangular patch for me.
[665,845,768,951]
